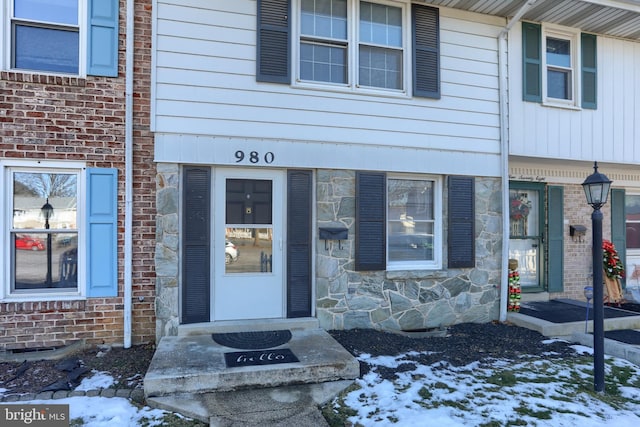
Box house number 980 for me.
[235,150,275,164]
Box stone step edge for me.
[0,388,145,404]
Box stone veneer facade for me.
[154,166,502,338]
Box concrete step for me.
[177,317,320,336]
[144,327,359,398]
[147,381,352,425]
[507,309,640,338]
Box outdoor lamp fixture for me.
[41,198,54,286]
[582,161,612,393]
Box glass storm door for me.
[213,169,284,321]
[508,186,543,291]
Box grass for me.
[322,352,640,426]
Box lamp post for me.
[581,161,612,393]
[41,198,54,286]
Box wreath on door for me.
[509,197,531,221]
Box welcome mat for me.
[519,300,638,323]
[212,330,292,350]
[224,348,299,368]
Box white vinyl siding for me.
[510,24,640,164]
[152,1,503,177]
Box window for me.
[257,0,440,98]
[5,165,81,297]
[626,195,640,249]
[544,32,576,103]
[387,177,439,268]
[2,0,119,77]
[298,0,405,91]
[522,22,596,109]
[2,161,118,301]
[11,0,80,74]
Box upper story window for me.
[2,0,119,77]
[257,0,440,99]
[522,22,597,109]
[298,0,405,92]
[545,35,573,101]
[12,0,80,74]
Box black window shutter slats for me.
[257,0,290,83]
[412,4,440,99]
[581,33,597,109]
[182,167,211,324]
[522,22,542,102]
[287,170,312,317]
[356,172,386,271]
[447,176,475,268]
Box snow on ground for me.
[3,346,640,426]
[335,344,640,426]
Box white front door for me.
[213,169,285,321]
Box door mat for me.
[212,330,292,350]
[604,330,640,345]
[519,300,638,323]
[224,348,299,368]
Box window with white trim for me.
[297,0,407,92]
[9,0,82,74]
[544,29,577,104]
[2,0,119,77]
[387,175,441,269]
[3,163,83,299]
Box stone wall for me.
[315,170,502,331]
[155,163,180,339]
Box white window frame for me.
[1,160,86,302]
[293,0,410,97]
[386,174,442,271]
[542,25,580,108]
[2,0,87,76]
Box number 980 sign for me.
[235,150,275,164]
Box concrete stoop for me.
[571,331,640,366]
[143,322,359,424]
[507,310,640,339]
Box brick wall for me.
[0,0,155,351]
[549,183,613,301]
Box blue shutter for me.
[581,33,597,109]
[257,0,290,83]
[412,4,440,99]
[611,189,626,288]
[86,168,118,297]
[356,172,386,271]
[522,22,542,102]
[87,0,119,77]
[548,186,564,293]
[447,176,475,268]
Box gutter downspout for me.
[123,0,134,348]
[498,0,539,322]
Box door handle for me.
[532,244,538,248]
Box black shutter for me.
[448,176,475,268]
[287,170,312,317]
[356,172,386,271]
[182,167,211,324]
[581,33,597,109]
[548,186,564,292]
[412,4,440,99]
[257,0,290,83]
[522,22,542,102]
